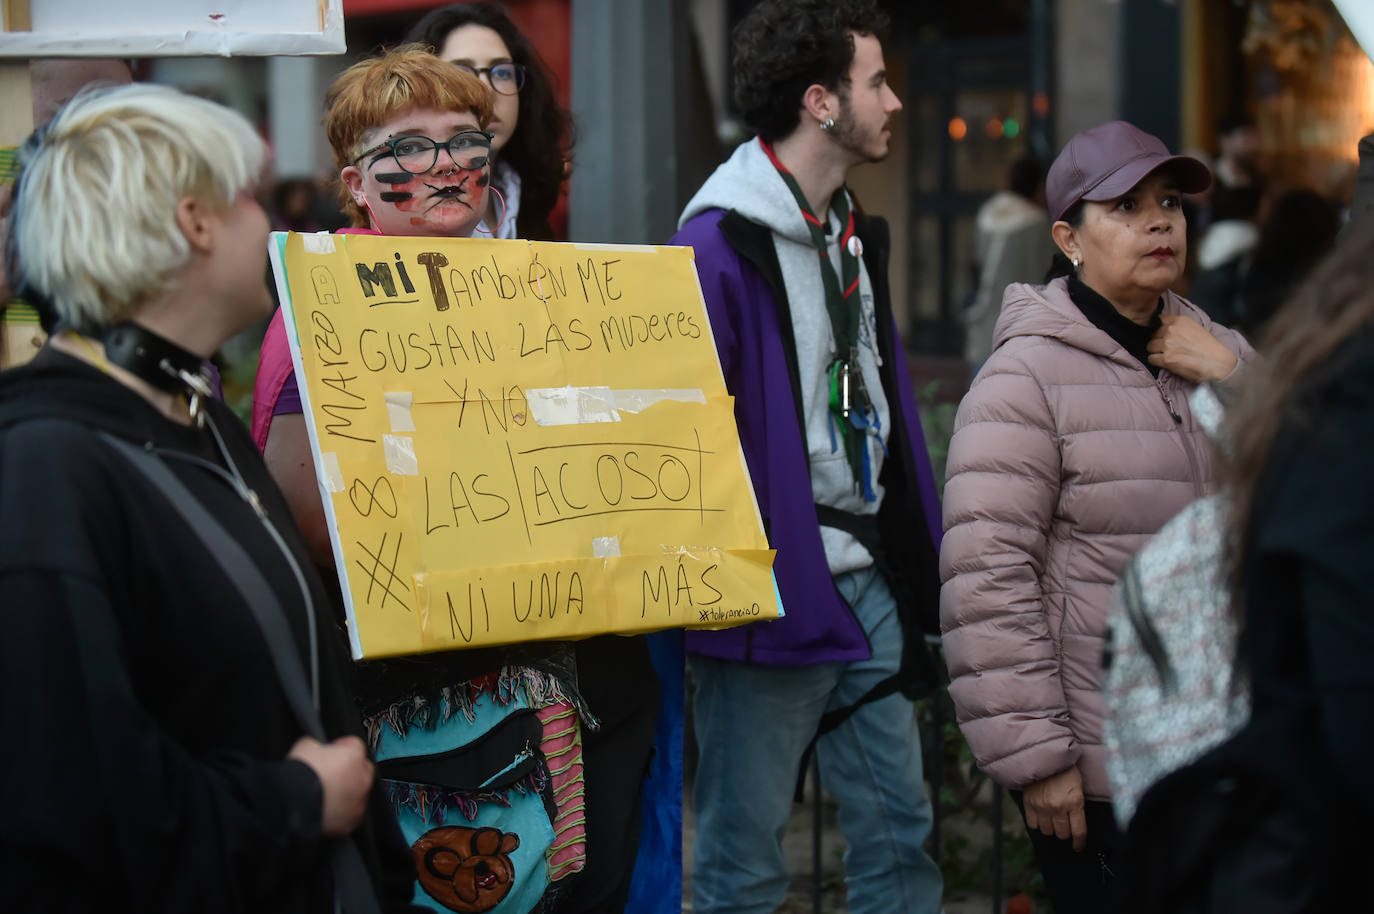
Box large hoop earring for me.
[474,184,508,237]
[361,196,383,230]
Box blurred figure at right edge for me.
[1115,210,1374,914]
[1215,138,1374,913]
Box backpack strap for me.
[792,671,903,801]
[97,431,382,914]
[791,507,908,801]
[1120,560,1177,694]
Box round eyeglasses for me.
[453,62,526,96]
[355,130,494,177]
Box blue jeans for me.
[689,566,943,914]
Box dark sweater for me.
[0,348,419,913]
[1068,273,1163,377]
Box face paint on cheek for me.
[375,173,424,213]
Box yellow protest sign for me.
[269,232,781,659]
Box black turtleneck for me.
[1067,273,1164,377]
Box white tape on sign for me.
[319,451,345,492]
[612,388,706,414]
[384,391,416,432]
[383,434,419,475]
[302,232,337,254]
[525,386,707,425]
[525,386,620,426]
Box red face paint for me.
[361,146,487,235]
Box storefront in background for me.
[1184,0,1374,199]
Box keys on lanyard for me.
[831,348,871,420]
[840,360,851,418]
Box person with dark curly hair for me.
[670,1,944,912]
[405,2,572,241]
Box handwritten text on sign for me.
[271,233,778,659]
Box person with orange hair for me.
[252,47,606,914]
[255,47,493,536]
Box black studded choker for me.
[101,322,214,423]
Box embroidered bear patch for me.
[413,825,521,913]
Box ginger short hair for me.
[324,45,493,227]
[13,83,265,331]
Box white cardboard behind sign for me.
[0,0,344,57]
[1335,0,1374,64]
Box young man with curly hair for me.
[671,2,944,911]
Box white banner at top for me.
[1336,0,1374,64]
[0,0,345,57]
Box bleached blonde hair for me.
[13,83,266,329]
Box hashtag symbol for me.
[354,531,411,612]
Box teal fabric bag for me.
[373,688,558,914]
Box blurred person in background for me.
[1182,116,1262,274]
[1,57,133,367]
[1188,181,1262,327]
[0,82,418,914]
[940,120,1253,914]
[269,177,323,233]
[405,1,572,241]
[1236,188,1340,340]
[1212,116,1262,201]
[963,154,1053,371]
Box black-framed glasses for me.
[355,129,494,176]
[453,62,526,95]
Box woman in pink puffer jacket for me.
[939,121,1253,913]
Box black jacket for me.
[0,348,419,913]
[1237,332,1374,901]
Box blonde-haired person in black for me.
[0,83,421,914]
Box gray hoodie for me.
[680,139,889,575]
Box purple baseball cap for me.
[1046,120,1211,222]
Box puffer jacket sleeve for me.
[939,352,1079,789]
[1211,319,1257,389]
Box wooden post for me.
[0,0,37,370]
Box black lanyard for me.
[761,140,861,360]
[761,140,880,501]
